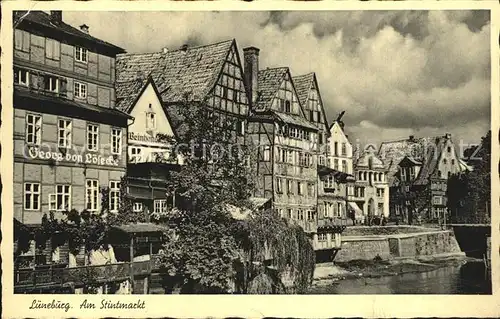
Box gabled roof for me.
[115,77,150,113]
[116,39,234,104]
[378,135,456,186]
[14,11,125,55]
[292,73,315,107]
[292,72,330,132]
[255,67,289,110]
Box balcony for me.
[14,261,153,292]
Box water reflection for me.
[309,262,491,294]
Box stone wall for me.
[336,230,463,262]
[336,237,391,262]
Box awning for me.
[348,202,364,219]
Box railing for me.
[14,261,153,289]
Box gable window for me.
[16,69,30,86]
[55,185,71,211]
[309,110,314,122]
[145,111,156,130]
[58,119,72,148]
[85,179,99,212]
[262,145,270,162]
[45,39,60,61]
[133,202,143,213]
[26,114,42,145]
[74,82,87,99]
[75,46,88,63]
[24,183,40,211]
[154,199,168,213]
[447,146,451,153]
[111,128,122,155]
[334,142,338,156]
[109,181,120,213]
[14,29,30,52]
[86,124,99,151]
[341,143,347,156]
[285,100,291,113]
[45,75,59,93]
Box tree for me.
[153,95,316,294]
[153,95,256,293]
[447,131,491,223]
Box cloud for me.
[62,10,491,145]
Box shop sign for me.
[129,132,161,143]
[26,145,119,166]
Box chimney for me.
[409,135,415,141]
[162,47,169,54]
[79,24,89,34]
[243,46,260,106]
[180,44,188,52]
[50,11,62,23]
[445,133,451,139]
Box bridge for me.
[447,224,491,259]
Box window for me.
[154,200,168,213]
[433,196,443,205]
[318,133,323,144]
[298,210,304,220]
[318,233,327,242]
[276,178,283,194]
[355,187,365,198]
[133,202,143,213]
[111,128,122,155]
[263,146,270,161]
[297,182,303,195]
[24,183,40,210]
[451,159,455,165]
[448,171,452,178]
[146,111,156,130]
[287,209,293,219]
[75,46,88,63]
[45,75,59,93]
[45,39,60,60]
[86,124,99,151]
[319,155,325,166]
[285,100,291,113]
[222,87,228,99]
[130,147,142,163]
[109,181,120,213]
[233,91,239,103]
[334,142,338,156]
[309,110,314,122]
[443,159,447,164]
[287,150,295,164]
[447,146,451,153]
[15,68,30,87]
[74,82,87,99]
[336,203,342,217]
[334,159,339,171]
[377,188,384,197]
[324,176,335,189]
[237,120,245,136]
[307,211,315,221]
[342,160,347,172]
[308,183,315,196]
[85,179,99,212]
[287,180,293,194]
[341,143,347,155]
[400,168,407,181]
[58,119,72,148]
[55,185,71,211]
[26,114,42,145]
[14,29,30,52]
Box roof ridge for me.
[169,38,234,52]
[292,72,315,79]
[259,66,289,73]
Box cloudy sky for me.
[64,10,491,150]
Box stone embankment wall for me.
[336,229,463,262]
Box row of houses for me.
[13,11,470,260]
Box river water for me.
[308,261,491,294]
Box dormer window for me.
[146,111,156,130]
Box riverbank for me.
[312,254,476,286]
